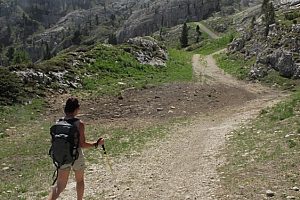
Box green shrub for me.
[0,68,24,105]
[284,11,300,20]
[12,50,31,64]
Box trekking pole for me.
[97,139,119,190]
[100,144,113,174]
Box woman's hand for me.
[97,138,104,146]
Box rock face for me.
[228,1,300,80]
[228,38,245,53]
[117,0,220,42]
[250,49,300,79]
[0,0,135,64]
[29,7,114,61]
[15,69,81,89]
[125,37,168,67]
[0,0,231,65]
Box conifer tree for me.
[72,30,81,45]
[261,0,269,16]
[6,47,14,62]
[95,14,99,25]
[43,43,51,60]
[108,34,118,45]
[180,23,189,48]
[264,2,276,37]
[250,16,256,30]
[267,2,275,25]
[196,25,202,43]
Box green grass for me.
[218,91,300,199]
[198,33,235,55]
[261,70,300,90]
[80,47,194,96]
[277,10,300,29]
[0,105,175,199]
[214,52,255,80]
[214,52,300,90]
[84,123,169,161]
[0,99,45,134]
[0,46,194,199]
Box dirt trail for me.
[192,51,272,94]
[196,22,220,39]
[58,52,286,199]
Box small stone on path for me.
[2,167,10,171]
[266,190,275,197]
[286,196,296,199]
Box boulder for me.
[15,69,52,85]
[228,38,245,53]
[15,69,81,88]
[249,63,269,79]
[252,48,299,79]
[267,49,297,78]
[126,37,168,67]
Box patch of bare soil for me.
[49,51,286,200]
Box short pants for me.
[60,148,86,171]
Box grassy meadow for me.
[218,91,300,198]
[0,45,194,199]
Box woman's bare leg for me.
[74,170,85,200]
[48,169,70,200]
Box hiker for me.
[48,97,104,200]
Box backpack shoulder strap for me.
[64,117,79,124]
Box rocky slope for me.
[0,0,242,65]
[0,0,135,64]
[0,36,170,105]
[117,0,220,42]
[227,0,300,79]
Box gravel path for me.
[58,52,285,200]
[195,22,220,39]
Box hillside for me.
[1,1,300,200]
[207,0,300,87]
[0,23,285,199]
[0,0,243,66]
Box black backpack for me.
[49,118,80,184]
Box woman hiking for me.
[48,97,104,200]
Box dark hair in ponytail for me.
[64,97,80,114]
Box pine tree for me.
[72,30,81,45]
[180,23,189,48]
[264,2,276,37]
[95,14,99,25]
[43,43,51,60]
[196,25,202,43]
[268,2,275,25]
[6,47,14,62]
[264,23,270,37]
[250,16,256,30]
[261,0,269,16]
[108,34,118,45]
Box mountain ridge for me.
[0,0,239,65]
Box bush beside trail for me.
[0,68,25,105]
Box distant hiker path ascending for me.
[58,47,286,199]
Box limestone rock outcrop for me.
[117,0,220,42]
[125,37,168,67]
[0,0,233,64]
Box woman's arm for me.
[78,121,104,148]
